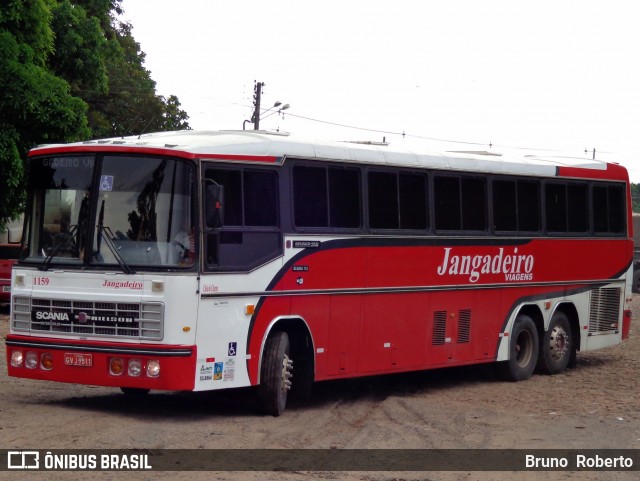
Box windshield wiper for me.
[96,199,135,274]
[96,225,135,275]
[39,225,78,271]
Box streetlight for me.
[260,102,290,122]
[243,101,291,130]
[243,81,291,130]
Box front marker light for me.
[25,351,38,369]
[146,360,160,378]
[11,350,24,368]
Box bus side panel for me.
[360,292,427,372]
[325,294,362,376]
[246,238,630,384]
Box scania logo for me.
[34,311,70,321]
[76,312,88,323]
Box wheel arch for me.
[497,303,543,362]
[258,316,315,385]
[515,303,544,337]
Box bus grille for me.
[588,287,621,334]
[11,296,164,340]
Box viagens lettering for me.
[436,247,534,283]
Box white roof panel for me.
[32,129,619,179]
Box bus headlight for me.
[25,351,38,369]
[146,360,160,378]
[128,359,142,377]
[11,350,24,368]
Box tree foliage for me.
[0,2,90,230]
[88,20,190,138]
[0,0,190,231]
[631,183,640,214]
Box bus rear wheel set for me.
[498,311,574,382]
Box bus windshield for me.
[25,154,195,270]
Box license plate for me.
[64,353,93,367]
[1,286,9,293]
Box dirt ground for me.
[1,295,639,481]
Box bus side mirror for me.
[205,182,224,229]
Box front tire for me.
[258,331,293,416]
[497,314,539,381]
[538,311,572,374]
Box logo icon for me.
[7,451,40,470]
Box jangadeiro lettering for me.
[436,247,535,283]
[101,280,143,290]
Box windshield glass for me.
[28,156,95,264]
[25,154,196,269]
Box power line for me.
[281,111,489,147]
[53,84,618,159]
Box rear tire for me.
[537,311,572,374]
[258,331,292,416]
[497,314,539,381]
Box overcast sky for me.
[121,0,640,182]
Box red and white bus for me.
[6,130,633,415]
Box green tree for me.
[631,183,640,213]
[0,2,90,231]
[162,95,190,131]
[49,0,110,96]
[87,20,190,138]
[0,0,189,232]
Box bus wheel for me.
[497,314,539,381]
[538,311,572,375]
[258,331,293,416]
[120,387,150,396]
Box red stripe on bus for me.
[556,163,628,181]
[29,145,280,163]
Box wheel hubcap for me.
[549,325,568,361]
[281,354,293,391]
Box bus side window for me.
[205,182,224,229]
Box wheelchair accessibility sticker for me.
[99,175,114,191]
[228,342,237,357]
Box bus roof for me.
[29,129,628,181]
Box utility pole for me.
[251,81,264,130]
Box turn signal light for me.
[109,358,124,376]
[40,352,54,371]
